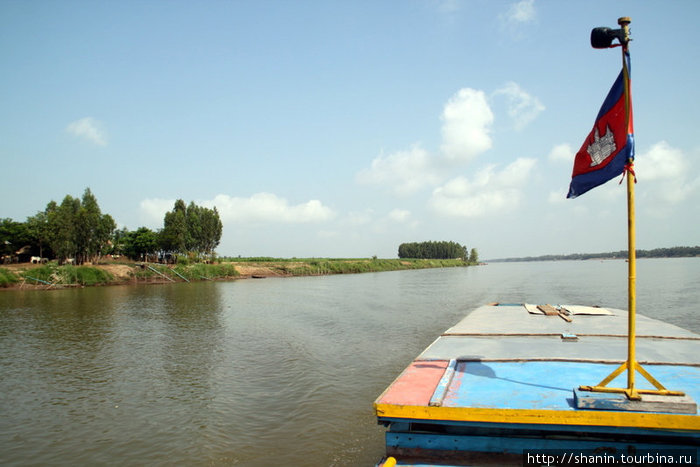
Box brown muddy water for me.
[1,259,698,466]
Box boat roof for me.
[418,303,699,365]
[375,304,699,433]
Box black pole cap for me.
[591,27,619,48]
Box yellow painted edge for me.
[374,403,699,431]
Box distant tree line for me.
[491,246,700,262]
[398,241,478,263]
[1,189,222,264]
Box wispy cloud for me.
[431,158,537,217]
[635,141,699,205]
[437,0,461,14]
[139,198,175,227]
[356,145,440,196]
[66,117,107,146]
[500,0,537,39]
[343,209,375,227]
[492,82,545,130]
[504,0,535,24]
[388,208,411,223]
[548,143,574,162]
[636,141,687,183]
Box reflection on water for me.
[0,259,698,466]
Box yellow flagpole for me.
[579,17,684,400]
[620,17,638,400]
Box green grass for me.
[129,263,238,282]
[3,258,469,289]
[0,267,19,287]
[174,263,240,280]
[20,265,54,283]
[232,258,469,276]
[19,264,114,286]
[59,266,114,285]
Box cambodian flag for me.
[567,51,634,199]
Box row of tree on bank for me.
[398,241,478,263]
[0,188,222,264]
[114,200,222,262]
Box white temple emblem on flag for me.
[587,125,617,167]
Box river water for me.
[1,259,698,466]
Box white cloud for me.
[548,143,574,162]
[206,193,335,224]
[548,190,567,204]
[357,86,531,197]
[139,198,175,226]
[635,141,699,204]
[431,158,536,217]
[356,145,439,195]
[66,117,107,146]
[504,0,535,24]
[139,193,335,227]
[388,209,411,222]
[441,88,494,162]
[492,82,544,130]
[635,141,687,182]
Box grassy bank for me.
[144,263,240,281]
[225,257,471,276]
[1,258,471,290]
[5,264,114,287]
[0,267,20,287]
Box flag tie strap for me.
[619,162,637,184]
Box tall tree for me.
[26,211,52,258]
[161,199,188,253]
[42,189,115,264]
[201,206,222,254]
[161,200,222,256]
[49,195,80,263]
[185,202,203,252]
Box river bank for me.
[0,258,472,290]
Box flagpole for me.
[619,17,639,399]
[578,17,684,401]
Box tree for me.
[111,227,130,256]
[123,227,159,261]
[0,218,31,257]
[398,241,469,260]
[161,200,222,256]
[468,248,479,264]
[49,195,80,263]
[26,211,52,259]
[43,188,115,264]
[200,206,222,254]
[161,199,188,253]
[185,201,203,252]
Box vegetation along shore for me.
[1,188,478,291]
[0,257,471,290]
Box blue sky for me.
[2,0,698,259]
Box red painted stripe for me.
[378,360,449,406]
